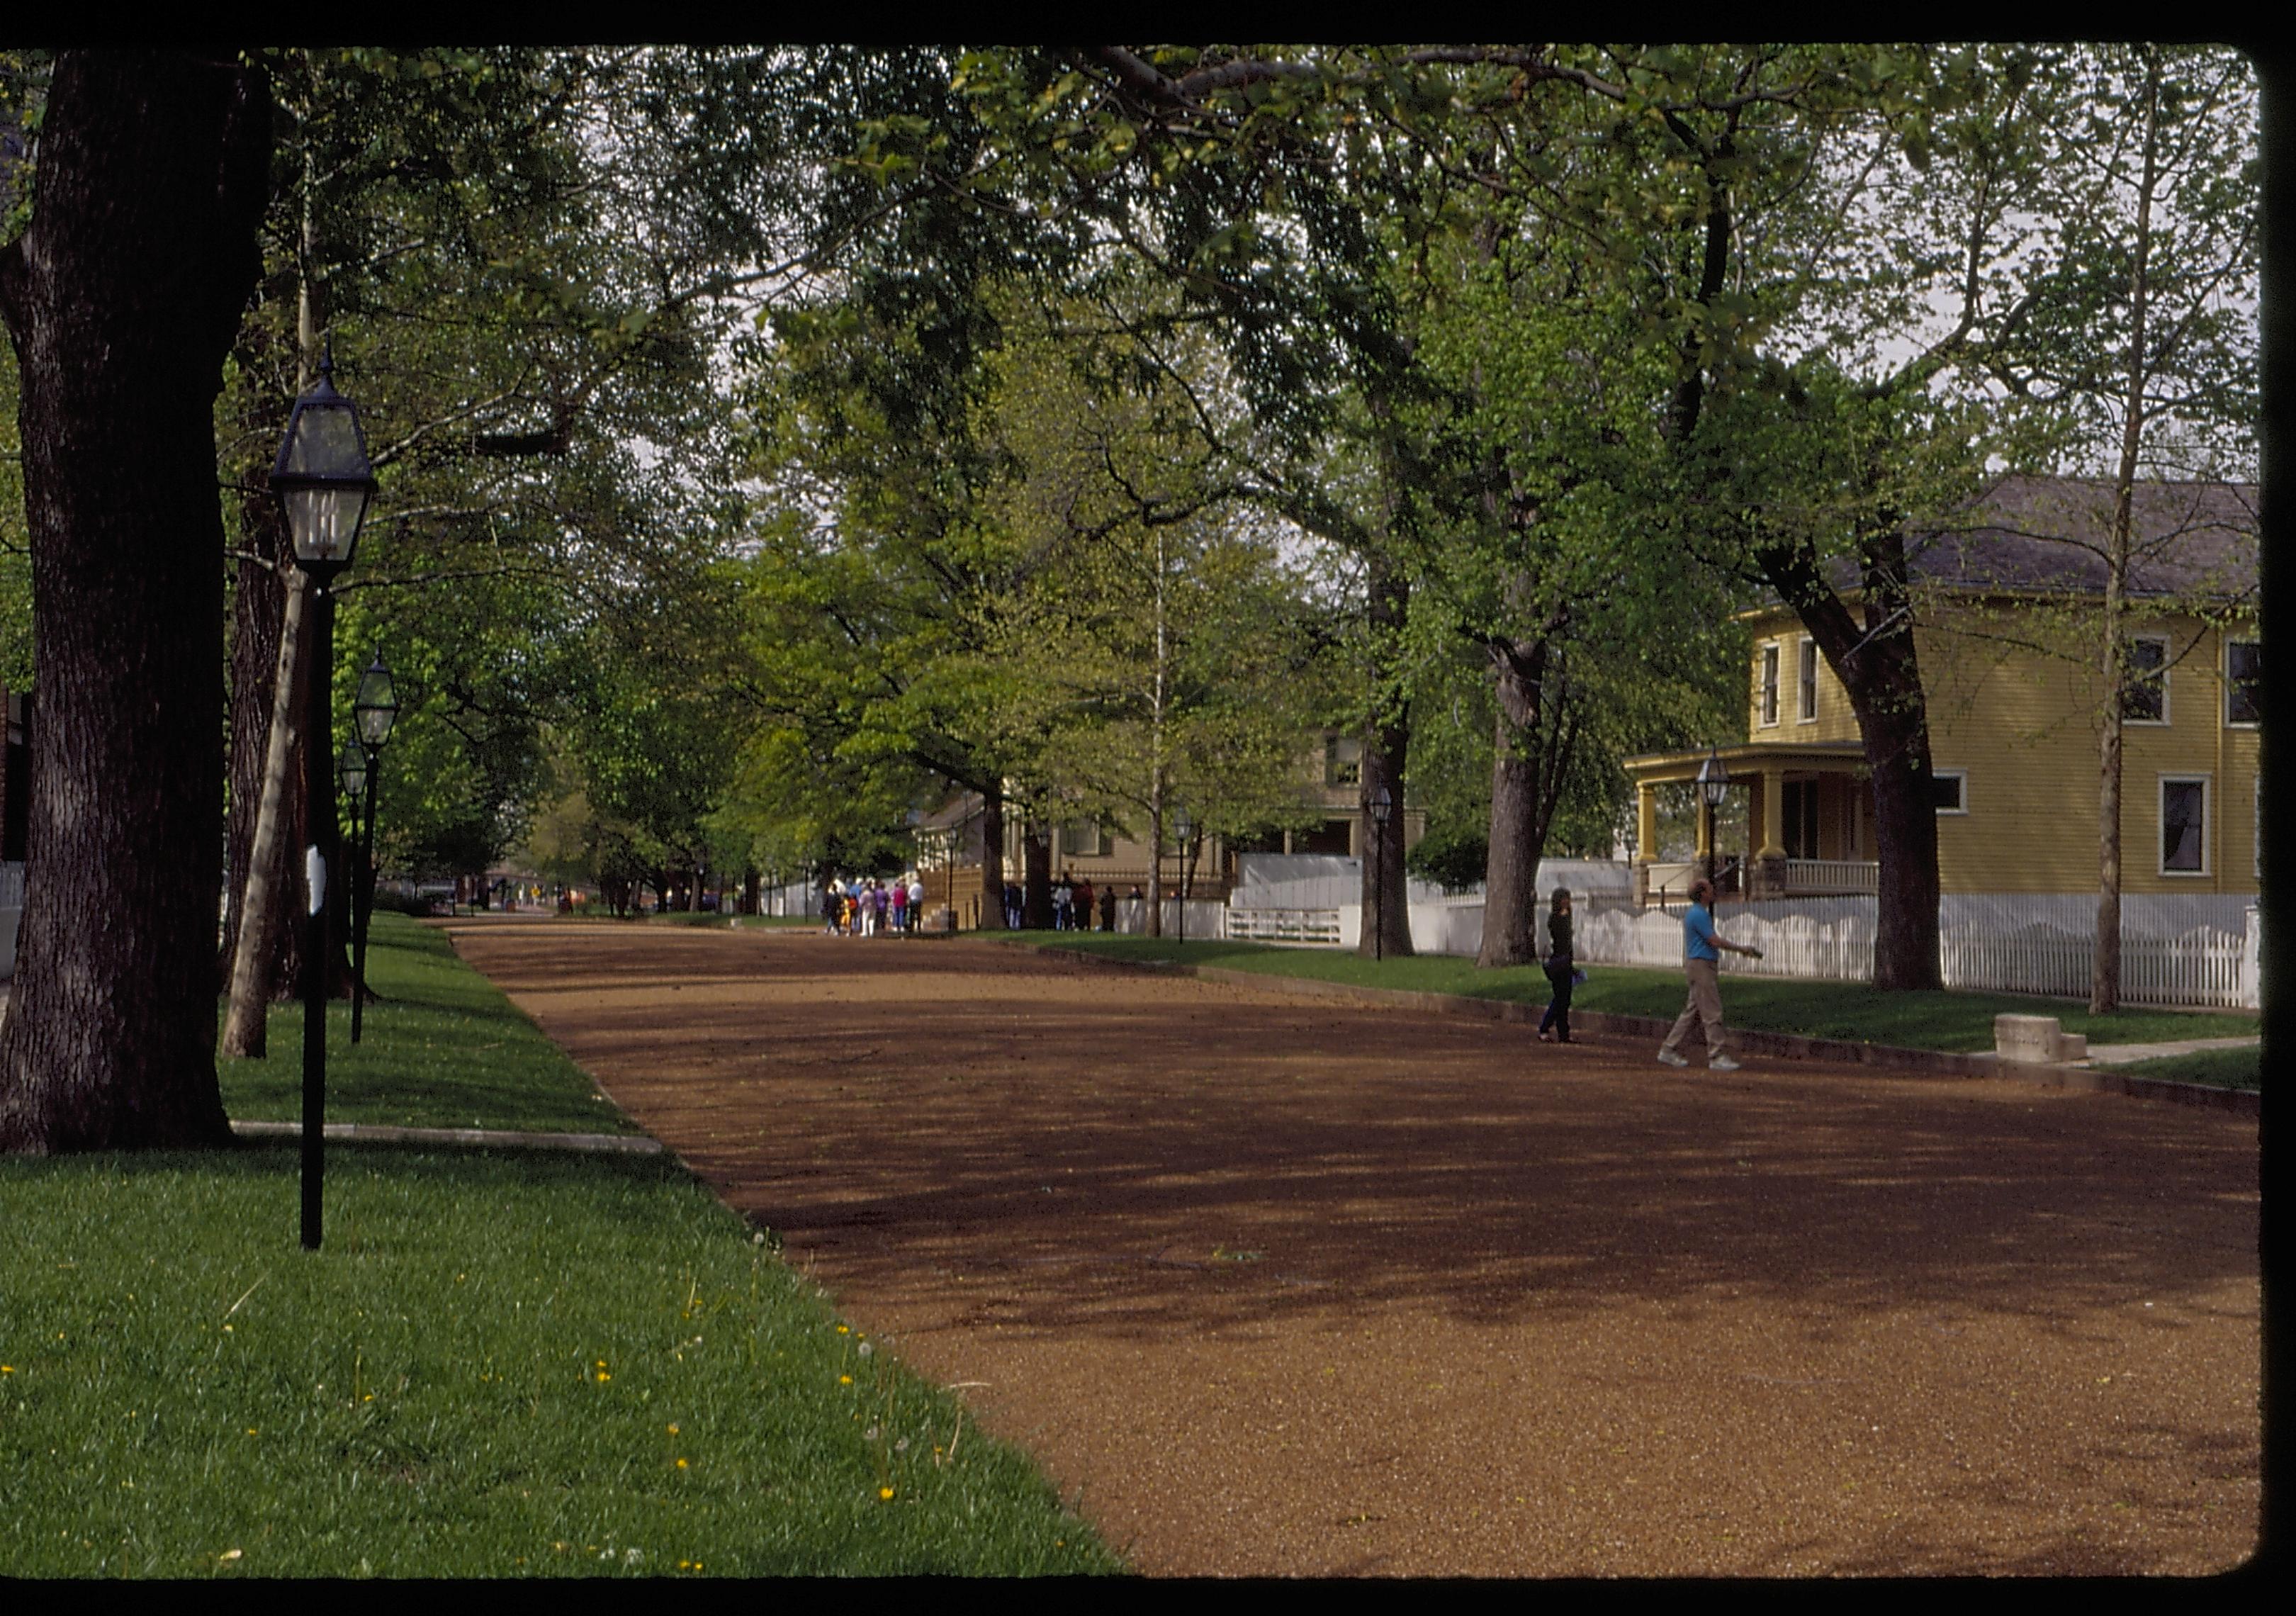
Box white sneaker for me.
[1656,1049,1689,1067]
[1710,1055,1742,1072]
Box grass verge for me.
[0,915,1124,1577]
[218,914,638,1133]
[2105,1046,2263,1090]
[1007,931,2259,1059]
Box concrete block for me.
[2057,1031,2088,1062]
[1995,1014,2062,1064]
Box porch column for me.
[1757,768,1786,858]
[1633,780,1658,907]
[1756,765,1788,899]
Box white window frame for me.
[2159,773,2210,877]
[1932,768,1969,816]
[1797,638,1819,723]
[2122,633,2171,726]
[1759,642,1781,728]
[2224,638,2261,728]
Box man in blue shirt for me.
[1657,876,1762,1071]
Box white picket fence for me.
[1227,907,1345,946]
[1217,861,2260,1009]
[1575,897,2258,1009]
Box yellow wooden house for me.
[1624,476,2259,907]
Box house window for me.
[2226,639,2260,725]
[1931,769,1968,814]
[1325,735,1362,787]
[1760,644,1780,726]
[1061,820,1112,859]
[2161,776,2207,875]
[2120,635,2168,724]
[1798,639,1818,722]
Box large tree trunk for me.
[1358,554,1414,959]
[1762,531,1943,992]
[1478,630,1586,967]
[0,51,270,1151]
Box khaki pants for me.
[1660,957,1727,1061]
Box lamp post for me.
[1368,782,1394,963]
[273,350,378,1252]
[1174,807,1193,946]
[348,651,398,1043]
[337,736,370,1036]
[1696,746,1731,893]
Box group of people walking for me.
[1536,875,1762,1070]
[821,875,925,937]
[1001,877,1122,931]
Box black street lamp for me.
[1174,807,1193,946]
[348,651,398,1044]
[274,350,378,1252]
[1696,746,1731,891]
[1368,782,1394,963]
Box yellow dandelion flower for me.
[596,1372,610,1382]
[668,1424,680,1434]
[676,1458,689,1469]
[879,1486,895,1500]
[839,1374,852,1385]
[837,1325,850,1335]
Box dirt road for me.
[445,921,2261,1576]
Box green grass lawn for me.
[2107,1045,2263,1090]
[0,914,1122,1578]
[218,916,639,1134]
[1008,931,2260,1057]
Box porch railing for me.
[1783,858,1879,894]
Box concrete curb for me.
[230,1119,665,1154]
[1022,943,2261,1118]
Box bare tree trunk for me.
[223,123,331,1055]
[2093,55,2161,1016]
[0,51,269,1151]
[220,506,285,982]
[1358,553,1414,958]
[221,571,309,1056]
[1023,814,1053,930]
[1145,778,1164,938]
[1146,527,1169,939]
[1478,638,1547,967]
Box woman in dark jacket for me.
[1538,887,1576,1044]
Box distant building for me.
[913,731,1426,928]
